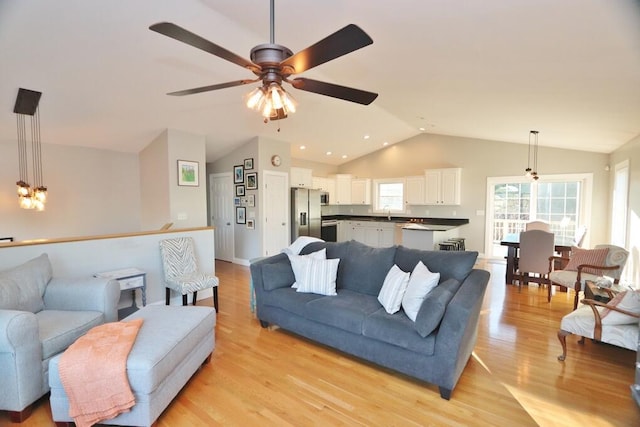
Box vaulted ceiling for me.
[1,0,639,164]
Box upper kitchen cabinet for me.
[312,176,336,201]
[405,176,425,205]
[332,174,352,204]
[290,167,313,188]
[351,178,371,205]
[424,168,461,205]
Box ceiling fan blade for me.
[290,78,378,105]
[149,22,260,72]
[167,79,256,96]
[280,24,373,74]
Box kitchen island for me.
[401,223,461,251]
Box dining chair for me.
[548,244,629,309]
[525,220,551,232]
[159,237,219,310]
[516,230,555,292]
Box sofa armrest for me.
[0,309,42,411]
[43,277,121,322]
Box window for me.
[485,173,593,258]
[373,178,405,213]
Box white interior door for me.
[611,160,629,247]
[263,171,289,256]
[210,173,234,262]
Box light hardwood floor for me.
[2,259,638,426]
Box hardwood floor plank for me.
[2,258,638,427]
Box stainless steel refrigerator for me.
[291,188,321,241]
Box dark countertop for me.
[321,215,469,227]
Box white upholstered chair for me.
[558,290,640,361]
[525,220,551,232]
[159,237,219,310]
[516,230,555,293]
[549,244,629,310]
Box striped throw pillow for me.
[378,265,410,314]
[293,257,340,296]
[565,247,609,276]
[288,248,326,289]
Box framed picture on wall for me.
[233,165,244,183]
[236,206,246,224]
[246,172,258,190]
[244,158,254,170]
[177,160,199,186]
[235,185,245,197]
[246,219,255,229]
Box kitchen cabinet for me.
[351,178,371,205]
[332,174,352,204]
[424,168,461,205]
[290,167,313,188]
[338,220,352,242]
[312,176,336,201]
[405,176,425,205]
[349,221,395,248]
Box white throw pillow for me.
[289,248,326,289]
[294,257,340,296]
[378,264,410,314]
[402,261,440,321]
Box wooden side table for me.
[95,267,146,318]
[584,280,619,303]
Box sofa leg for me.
[165,288,171,305]
[259,320,269,328]
[193,291,198,306]
[7,406,33,423]
[439,387,452,400]
[182,294,188,306]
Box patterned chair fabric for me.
[549,244,629,310]
[159,237,219,310]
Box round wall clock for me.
[271,155,281,167]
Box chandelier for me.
[14,88,47,210]
[524,130,540,181]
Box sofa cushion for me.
[402,261,440,321]
[305,290,381,334]
[0,253,52,313]
[414,278,462,338]
[363,309,436,355]
[261,262,295,291]
[261,287,326,318]
[394,246,477,283]
[378,265,410,314]
[337,241,396,296]
[37,310,105,359]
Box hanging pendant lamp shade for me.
[14,88,48,210]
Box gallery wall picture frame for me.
[177,160,199,186]
[235,185,245,197]
[234,165,244,183]
[234,197,241,206]
[244,158,254,170]
[246,219,255,229]
[246,194,255,207]
[246,172,258,190]
[236,206,246,224]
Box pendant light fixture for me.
[524,130,540,181]
[14,88,48,210]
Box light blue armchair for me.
[0,254,120,422]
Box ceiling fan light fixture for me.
[246,87,265,109]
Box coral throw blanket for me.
[59,319,144,427]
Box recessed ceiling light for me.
[300,145,306,150]
[326,151,332,155]
[383,141,389,146]
[363,135,370,140]
[341,154,348,159]
[419,127,426,132]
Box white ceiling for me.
[1,0,639,165]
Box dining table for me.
[500,233,574,285]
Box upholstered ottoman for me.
[49,305,216,426]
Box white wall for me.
[0,141,141,241]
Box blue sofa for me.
[250,240,489,399]
[0,254,120,422]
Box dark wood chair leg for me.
[165,288,171,305]
[55,422,74,427]
[182,294,188,306]
[193,291,198,306]
[8,406,33,423]
[213,287,219,312]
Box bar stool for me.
[439,242,456,251]
[449,237,466,251]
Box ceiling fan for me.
[149,0,378,121]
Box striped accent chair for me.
[549,244,628,310]
[159,237,219,310]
